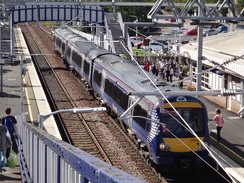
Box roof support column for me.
[196,0,204,91]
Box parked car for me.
[203,23,224,29]
[134,41,143,49]
[143,42,164,52]
[183,28,198,35]
[168,19,176,22]
[161,32,173,36]
[158,40,168,46]
[130,36,144,47]
[142,26,161,32]
[202,29,218,37]
[216,26,228,33]
[172,27,188,34]
[168,19,185,23]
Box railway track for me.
[20,23,109,162]
[19,22,165,183]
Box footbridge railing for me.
[16,114,145,183]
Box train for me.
[53,27,210,169]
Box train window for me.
[94,70,102,87]
[114,87,128,110]
[67,47,71,58]
[72,51,82,67]
[133,104,147,129]
[112,85,119,100]
[120,92,129,110]
[105,79,114,96]
[162,108,205,138]
[56,37,62,48]
[62,42,65,53]
[104,79,128,110]
[84,61,90,75]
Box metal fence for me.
[16,114,145,183]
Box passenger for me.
[213,109,225,142]
[144,60,150,72]
[155,65,160,77]
[169,65,174,83]
[165,64,170,82]
[0,118,12,172]
[119,53,125,59]
[178,67,185,89]
[2,107,19,158]
[160,60,167,78]
[151,62,157,75]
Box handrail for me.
[16,114,145,183]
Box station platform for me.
[181,81,244,182]
[0,27,60,182]
[0,62,22,182]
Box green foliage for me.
[133,48,158,56]
[237,0,244,10]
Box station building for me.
[180,29,244,116]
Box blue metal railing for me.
[16,114,145,183]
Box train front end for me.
[149,96,210,169]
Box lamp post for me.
[130,15,138,36]
[0,7,4,96]
[38,107,107,129]
[0,22,3,96]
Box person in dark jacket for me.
[178,67,185,89]
[0,118,12,172]
[2,107,18,158]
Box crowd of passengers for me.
[144,59,188,89]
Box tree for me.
[237,0,244,11]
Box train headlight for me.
[159,143,170,151]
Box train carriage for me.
[54,27,210,169]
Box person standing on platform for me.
[144,60,150,72]
[160,60,167,78]
[213,108,225,142]
[151,62,157,75]
[178,67,185,89]
[0,118,12,172]
[2,107,18,158]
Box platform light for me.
[38,107,107,129]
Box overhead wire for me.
[119,39,238,183]
[59,21,240,182]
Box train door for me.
[127,97,136,133]
[100,70,106,98]
[80,53,84,76]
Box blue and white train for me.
[53,27,210,169]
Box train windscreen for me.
[162,108,205,138]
